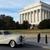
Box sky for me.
[0,0,50,22]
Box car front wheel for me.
[9,40,16,48]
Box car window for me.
[0,32,2,35]
[4,31,11,35]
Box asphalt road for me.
[0,44,49,50]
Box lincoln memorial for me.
[19,1,50,25]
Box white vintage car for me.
[0,31,24,48]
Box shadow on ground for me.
[0,44,42,48]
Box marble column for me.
[28,12,31,23]
[40,9,42,21]
[30,11,33,23]
[25,13,26,20]
[20,14,21,24]
[45,10,47,19]
[36,10,37,23]
[31,11,33,23]
[44,10,45,19]
[41,9,42,21]
[47,11,48,19]
[20,14,23,24]
[48,11,49,19]
[31,11,34,23]
[42,9,45,20]
[43,10,45,20]
[37,9,39,22]
[25,13,28,21]
[22,14,24,21]
[28,12,29,22]
[23,13,25,20]
[30,12,31,23]
[26,12,28,21]
[34,10,36,22]
[27,12,29,21]
[32,11,34,23]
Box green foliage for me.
[15,20,31,29]
[22,20,31,29]
[38,19,50,29]
[0,15,31,29]
[0,14,16,29]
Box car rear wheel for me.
[9,40,16,48]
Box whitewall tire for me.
[9,40,16,48]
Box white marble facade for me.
[19,1,50,25]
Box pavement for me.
[0,44,49,50]
[24,37,50,49]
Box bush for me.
[22,20,30,29]
[38,19,50,29]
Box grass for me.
[0,29,50,34]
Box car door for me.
[2,31,11,44]
[0,32,4,44]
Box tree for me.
[0,19,5,29]
[16,21,20,29]
[22,20,30,29]
[38,19,50,29]
[0,14,16,29]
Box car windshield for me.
[4,31,11,35]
